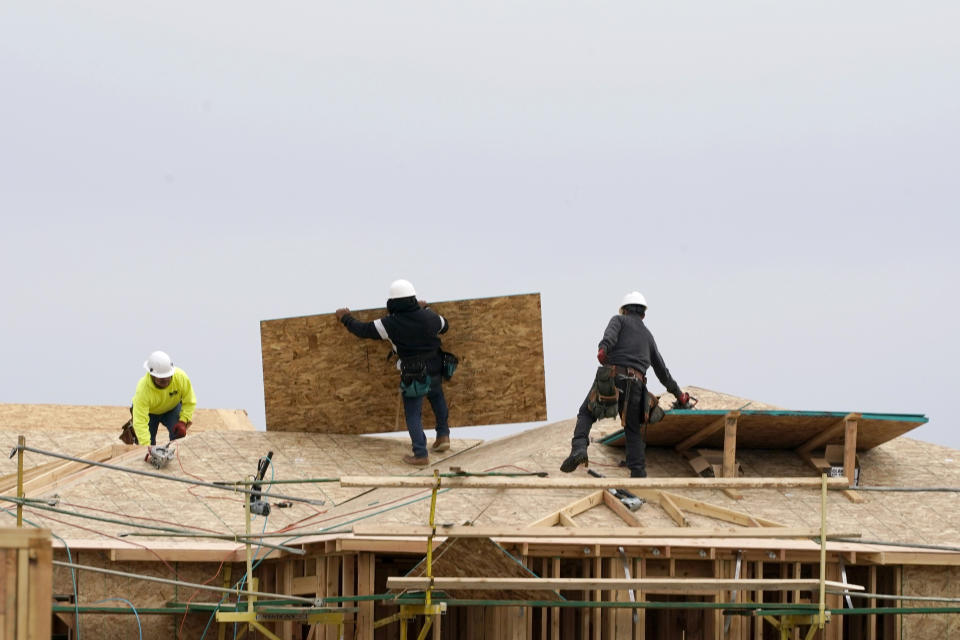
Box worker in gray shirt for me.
[561,291,692,477]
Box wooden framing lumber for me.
[109,548,247,563]
[351,525,861,539]
[386,577,864,593]
[357,552,374,639]
[722,413,742,500]
[636,491,786,528]
[527,491,604,527]
[657,492,688,527]
[0,528,52,640]
[675,413,734,453]
[340,476,850,490]
[844,416,858,487]
[600,491,642,527]
[723,413,738,478]
[795,413,864,503]
[796,413,860,455]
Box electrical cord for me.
[93,598,141,640]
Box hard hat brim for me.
[144,361,175,378]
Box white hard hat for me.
[143,351,175,378]
[620,291,648,309]
[388,279,416,299]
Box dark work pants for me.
[571,376,647,477]
[402,379,450,458]
[147,402,182,445]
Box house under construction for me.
[2,294,957,639]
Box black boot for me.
[560,448,589,473]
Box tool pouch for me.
[644,391,665,425]
[440,350,459,381]
[587,366,620,420]
[119,418,136,445]
[399,357,432,398]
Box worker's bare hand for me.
[335,308,350,320]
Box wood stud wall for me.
[0,528,52,640]
[261,293,547,433]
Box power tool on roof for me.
[587,469,645,511]
[249,451,274,517]
[145,444,176,470]
[671,391,698,410]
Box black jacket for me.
[341,298,449,362]
[599,313,681,396]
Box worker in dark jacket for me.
[561,291,691,477]
[336,279,451,466]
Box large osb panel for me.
[902,565,960,638]
[73,550,242,640]
[261,293,546,433]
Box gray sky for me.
[2,2,957,448]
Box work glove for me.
[418,299,428,309]
[172,421,189,439]
[597,348,607,365]
[145,445,157,462]
[335,308,350,321]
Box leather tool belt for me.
[610,365,646,384]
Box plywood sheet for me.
[902,565,960,637]
[261,293,547,433]
[403,536,562,601]
[1,429,483,546]
[601,409,927,451]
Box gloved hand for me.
[335,308,350,321]
[418,299,428,309]
[676,391,691,407]
[172,421,189,439]
[145,445,157,462]
[597,348,607,365]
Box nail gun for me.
[587,469,645,511]
[145,444,176,470]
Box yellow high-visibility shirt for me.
[130,368,197,445]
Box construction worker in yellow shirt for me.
[131,350,197,446]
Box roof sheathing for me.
[1,390,951,561]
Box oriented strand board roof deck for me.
[260,292,547,433]
[0,403,255,433]
[0,390,948,558]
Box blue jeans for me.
[402,381,450,458]
[148,403,182,445]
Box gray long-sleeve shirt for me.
[599,313,681,396]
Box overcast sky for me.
[2,2,957,449]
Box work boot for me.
[432,435,450,452]
[402,454,430,466]
[560,448,589,473]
